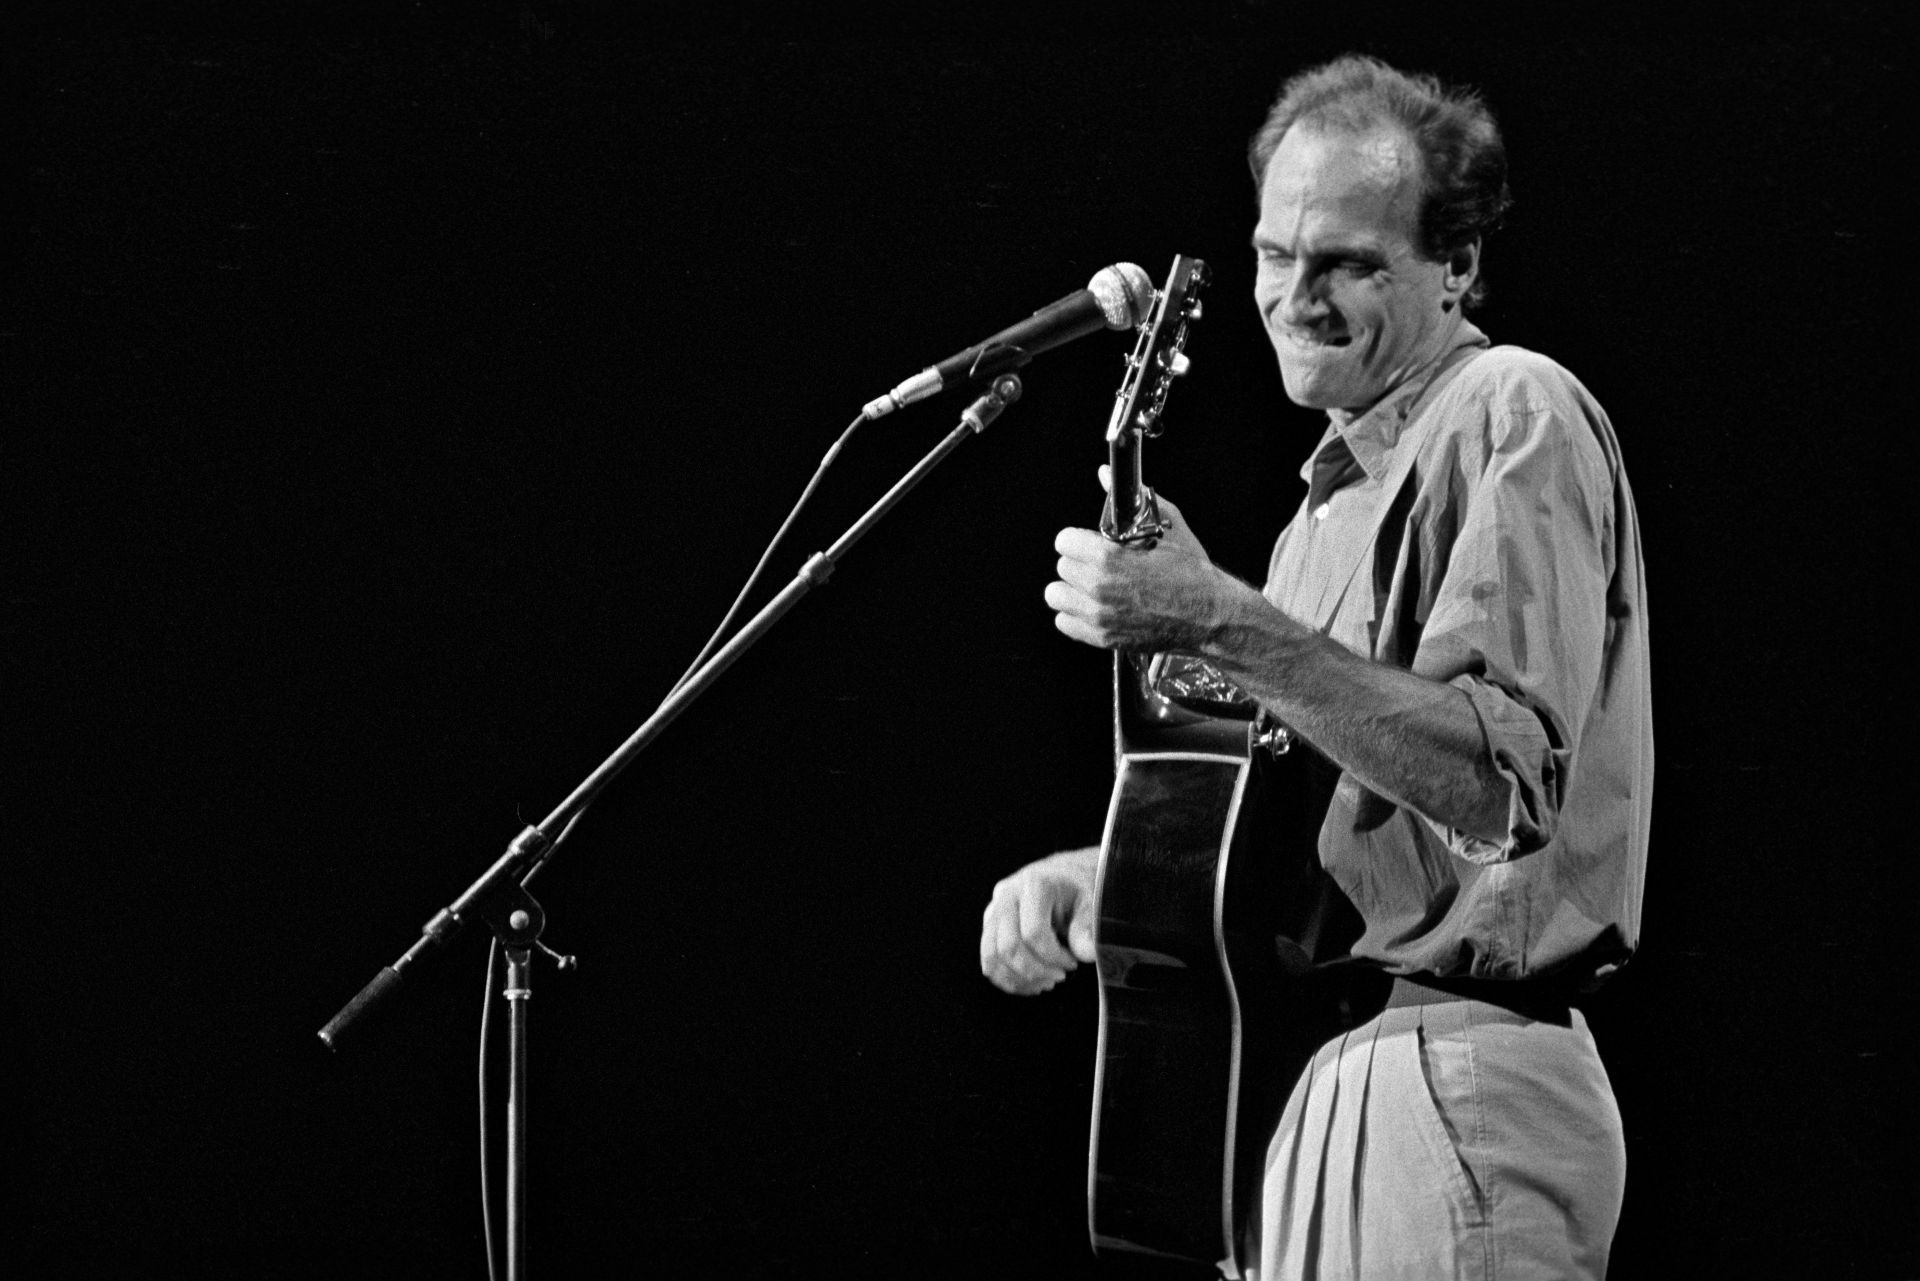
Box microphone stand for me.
[317,374,1026,1280]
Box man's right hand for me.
[979,846,1100,995]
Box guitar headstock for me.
[1101,254,1209,546]
[1105,254,1210,445]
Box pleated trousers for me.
[1254,1000,1625,1280]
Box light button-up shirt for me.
[1263,324,1652,986]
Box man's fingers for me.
[1018,876,1079,972]
[1045,579,1107,647]
[1044,578,1098,618]
[1054,526,1110,561]
[1055,555,1105,597]
[979,874,1084,994]
[1052,611,1103,647]
[980,851,1103,995]
[983,892,1065,993]
[1066,914,1096,963]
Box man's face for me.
[1253,123,1471,414]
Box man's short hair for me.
[1249,54,1513,309]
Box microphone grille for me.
[1087,262,1155,330]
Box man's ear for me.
[1441,239,1481,312]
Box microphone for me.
[861,262,1155,421]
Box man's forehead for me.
[1260,122,1422,224]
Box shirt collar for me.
[1301,320,1491,483]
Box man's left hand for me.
[1046,480,1243,653]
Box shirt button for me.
[1313,503,1331,520]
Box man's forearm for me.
[1199,578,1511,843]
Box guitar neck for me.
[1107,428,1149,537]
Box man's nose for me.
[1279,267,1327,328]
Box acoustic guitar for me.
[1086,254,1376,1278]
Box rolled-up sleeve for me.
[1411,391,1615,864]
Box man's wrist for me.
[1199,574,1308,668]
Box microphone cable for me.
[668,412,868,695]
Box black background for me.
[13,2,1909,1276]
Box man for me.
[979,55,1651,1279]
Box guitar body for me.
[1089,658,1371,1276]
[1084,258,1377,1278]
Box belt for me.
[1385,972,1574,1026]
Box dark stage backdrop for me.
[14,3,1908,1277]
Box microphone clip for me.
[960,375,1024,434]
